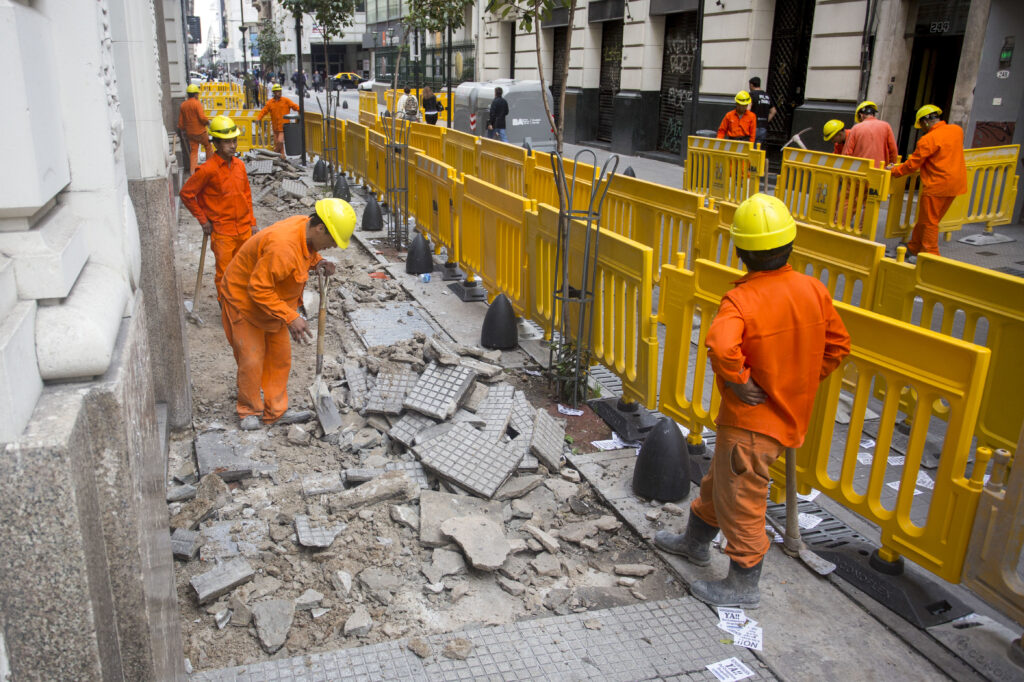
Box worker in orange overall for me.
[842,101,898,168]
[256,84,299,158]
[888,105,967,259]
[717,91,757,144]
[823,120,847,155]
[221,198,356,430]
[655,194,851,609]
[179,115,255,338]
[178,84,211,173]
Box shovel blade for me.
[308,377,342,435]
[799,548,837,576]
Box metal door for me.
[551,27,568,127]
[765,0,815,145]
[597,20,623,142]
[657,12,698,153]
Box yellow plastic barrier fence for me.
[599,173,704,283]
[477,138,530,196]
[885,144,1020,241]
[324,116,347,174]
[442,128,479,179]
[527,151,599,212]
[303,112,324,158]
[344,121,369,185]
[684,136,765,204]
[407,121,445,161]
[457,175,535,316]
[871,254,1024,454]
[208,110,272,153]
[772,300,991,583]
[412,153,460,261]
[366,129,388,198]
[359,91,378,116]
[774,147,891,241]
[524,203,659,408]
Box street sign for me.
[186,15,201,44]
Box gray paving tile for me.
[364,367,419,415]
[348,302,440,348]
[530,407,566,471]
[343,361,371,411]
[475,395,513,442]
[246,159,273,175]
[509,390,534,438]
[415,422,523,498]
[281,178,308,198]
[294,515,345,548]
[384,459,434,490]
[388,411,438,449]
[404,363,476,420]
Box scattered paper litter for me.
[916,471,935,490]
[856,452,873,465]
[797,512,823,530]
[717,614,758,637]
[590,431,642,452]
[732,625,763,651]
[717,607,747,627]
[557,404,584,417]
[860,438,876,449]
[887,455,905,466]
[886,480,923,496]
[522,369,542,377]
[706,657,755,681]
[796,489,820,502]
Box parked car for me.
[332,72,364,90]
[357,78,378,91]
[189,71,206,86]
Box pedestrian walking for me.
[654,193,851,609]
[256,84,300,158]
[823,120,847,155]
[888,105,967,259]
[422,86,444,125]
[842,101,898,168]
[221,199,356,431]
[717,91,757,143]
[179,115,255,339]
[400,87,420,121]
[312,71,322,93]
[488,86,509,142]
[177,84,212,174]
[748,77,776,147]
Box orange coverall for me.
[257,96,300,156]
[842,117,898,168]
[179,153,255,326]
[692,265,850,567]
[890,121,968,256]
[717,110,757,144]
[220,215,322,423]
[178,97,212,172]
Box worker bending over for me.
[178,84,211,173]
[257,84,299,158]
[823,120,847,155]
[888,105,967,258]
[717,91,757,144]
[180,115,255,339]
[655,194,850,609]
[842,101,897,167]
[221,199,356,430]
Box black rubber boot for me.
[690,559,763,609]
[653,513,718,567]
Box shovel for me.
[765,447,836,576]
[184,233,208,325]
[308,270,342,435]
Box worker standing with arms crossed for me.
[654,194,851,608]
[257,84,300,159]
[888,105,967,259]
[180,115,256,339]
[717,91,757,144]
[178,84,211,174]
[842,101,898,167]
[221,198,356,431]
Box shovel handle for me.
[315,270,328,375]
[194,233,209,303]
[783,447,804,556]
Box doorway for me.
[898,34,963,154]
[597,20,623,142]
[765,0,816,146]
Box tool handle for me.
[194,233,209,302]
[783,447,803,557]
[315,271,328,375]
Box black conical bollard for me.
[623,166,636,178]
[333,174,351,201]
[313,159,328,182]
[406,233,433,274]
[342,100,349,109]
[362,195,383,231]
[481,294,518,350]
[632,417,689,502]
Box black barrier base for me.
[587,397,661,443]
[449,280,487,302]
[441,262,463,281]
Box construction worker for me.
[178,84,211,173]
[717,91,757,144]
[256,84,299,158]
[179,115,255,338]
[221,198,356,430]
[823,120,847,155]
[888,105,967,258]
[654,194,850,609]
[748,77,777,146]
[842,101,898,168]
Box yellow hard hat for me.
[855,101,878,122]
[186,84,200,94]
[823,119,844,141]
[315,198,356,249]
[208,115,241,139]
[914,104,942,129]
[735,91,751,106]
[272,84,282,91]
[731,194,797,251]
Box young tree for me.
[256,19,284,76]
[406,0,474,123]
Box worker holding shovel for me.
[654,194,850,608]
[220,198,356,431]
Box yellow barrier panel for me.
[408,121,446,161]
[599,173,704,283]
[684,136,765,204]
[412,153,459,261]
[871,254,1024,454]
[325,116,347,174]
[344,121,369,185]
[458,175,535,316]
[442,128,479,178]
[772,301,991,583]
[477,138,530,196]
[524,203,659,408]
[208,110,273,153]
[366,129,388,198]
[774,147,891,241]
[359,91,377,117]
[304,112,324,157]
[528,151,598,211]
[885,144,1020,241]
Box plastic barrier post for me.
[684,136,765,204]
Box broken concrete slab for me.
[295,589,324,611]
[251,599,295,653]
[344,606,373,637]
[418,490,504,548]
[302,473,344,497]
[530,408,566,471]
[330,570,352,597]
[166,484,197,502]
[403,363,476,420]
[496,575,526,596]
[363,366,419,415]
[556,520,601,544]
[343,468,385,484]
[459,357,503,382]
[228,595,252,627]
[384,460,433,490]
[494,474,543,501]
[423,335,461,365]
[190,557,255,604]
[170,473,230,530]
[195,430,263,482]
[461,382,489,413]
[358,568,403,593]
[499,554,528,580]
[328,470,419,513]
[389,504,419,531]
[351,427,382,451]
[457,344,503,363]
[544,477,579,503]
[170,528,201,561]
[594,515,623,532]
[475,394,514,443]
[511,499,532,519]
[199,519,268,561]
[343,361,371,410]
[531,552,563,577]
[441,515,510,571]
[522,523,560,554]
[416,422,524,499]
[387,411,437,449]
[287,424,311,445]
[614,564,655,577]
[294,515,344,548]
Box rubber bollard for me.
[632,417,689,502]
[481,294,518,350]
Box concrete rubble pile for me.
[242,150,331,213]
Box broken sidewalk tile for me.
[363,366,419,415]
[474,394,514,443]
[460,382,489,413]
[459,357,503,381]
[302,473,344,497]
[423,334,461,365]
[166,484,197,502]
[614,563,655,577]
[190,557,256,604]
[412,422,455,446]
[294,515,345,548]
[384,460,433,490]
[247,159,274,175]
[486,383,516,402]
[170,528,201,561]
[509,389,535,438]
[343,361,371,410]
[440,515,511,571]
[327,470,419,513]
[343,468,385,484]
[418,490,503,548]
[530,407,566,471]
[344,605,373,636]
[169,473,229,530]
[252,599,295,653]
[494,474,544,501]
[194,431,262,482]
[387,411,438,449]
[199,519,268,562]
[403,363,476,420]
[522,523,560,553]
[281,178,308,198]
[416,422,523,499]
[295,588,324,611]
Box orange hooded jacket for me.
[891,121,968,197]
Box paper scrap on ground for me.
[886,480,923,495]
[797,512,823,529]
[916,471,935,490]
[717,607,747,627]
[796,489,820,502]
[557,404,584,417]
[717,615,758,637]
[860,438,876,449]
[522,369,542,377]
[888,455,905,466]
[856,452,873,465]
[591,431,641,452]
[732,625,763,651]
[706,657,755,681]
